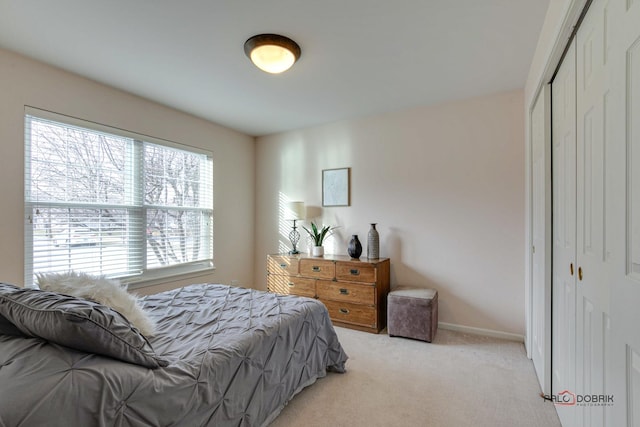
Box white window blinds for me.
[24,108,213,286]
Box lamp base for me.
[288,220,301,256]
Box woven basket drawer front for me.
[267,275,315,298]
[299,259,335,280]
[316,280,375,305]
[322,300,377,328]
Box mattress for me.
[0,283,348,426]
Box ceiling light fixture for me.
[244,34,301,74]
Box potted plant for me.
[302,222,335,257]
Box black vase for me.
[348,235,363,259]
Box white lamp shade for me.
[287,201,306,220]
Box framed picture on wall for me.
[322,167,350,206]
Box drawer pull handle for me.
[312,266,321,272]
[339,308,350,314]
[350,269,360,275]
[288,282,295,287]
[339,288,349,295]
[280,263,287,268]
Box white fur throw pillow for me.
[36,272,156,337]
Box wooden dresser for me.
[267,254,390,333]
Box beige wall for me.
[255,90,526,335]
[0,48,256,294]
[0,46,527,334]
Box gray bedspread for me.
[0,284,348,426]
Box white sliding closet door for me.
[549,0,640,425]
[552,39,577,427]
[531,85,552,396]
[574,0,612,424]
[608,0,640,425]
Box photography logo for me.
[541,390,613,407]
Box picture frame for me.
[322,167,350,207]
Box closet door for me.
[549,1,640,425]
[552,39,577,427]
[531,86,552,395]
[574,0,612,425]
[608,0,640,425]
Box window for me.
[24,108,213,286]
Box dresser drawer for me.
[267,255,299,275]
[335,262,376,283]
[267,275,316,298]
[322,300,377,328]
[299,259,335,280]
[316,280,375,305]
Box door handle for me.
[578,267,583,281]
[570,263,574,276]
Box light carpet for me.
[270,327,561,427]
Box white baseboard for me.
[438,322,525,342]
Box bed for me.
[0,283,348,426]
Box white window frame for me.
[24,107,214,287]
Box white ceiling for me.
[0,0,550,137]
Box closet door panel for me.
[552,39,577,427]
[609,1,640,425]
[575,0,611,425]
[531,86,552,395]
[628,27,640,281]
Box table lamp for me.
[287,201,305,254]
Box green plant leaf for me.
[302,221,335,246]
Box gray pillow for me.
[0,283,26,336]
[0,315,22,336]
[0,285,168,369]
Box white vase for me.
[312,246,324,257]
[367,223,379,259]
